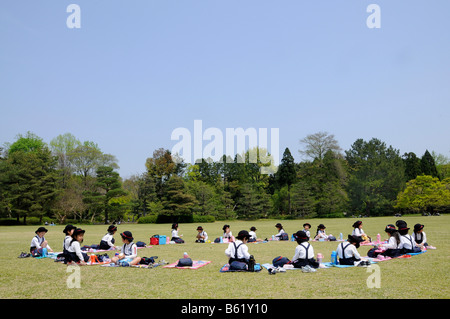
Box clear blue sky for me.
[1,0,449,178]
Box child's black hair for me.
[172,223,178,230]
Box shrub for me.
[137,215,158,224]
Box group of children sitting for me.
[222,219,434,270]
[28,219,433,270]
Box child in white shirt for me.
[111,231,141,266]
[171,223,185,243]
[66,228,89,265]
[292,231,319,268]
[337,235,362,265]
[352,220,371,243]
[195,226,208,243]
[302,223,311,239]
[378,224,403,258]
[225,230,256,271]
[99,225,117,250]
[273,223,286,240]
[30,227,53,256]
[62,224,76,256]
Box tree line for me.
[1,131,449,225]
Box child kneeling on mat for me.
[111,231,141,266]
[225,230,256,271]
[292,231,319,269]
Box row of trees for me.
[1,131,449,224]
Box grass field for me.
[0,215,449,299]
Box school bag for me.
[280,233,289,241]
[136,241,146,247]
[272,256,290,267]
[150,235,159,245]
[140,256,158,265]
[230,260,248,270]
[177,258,193,267]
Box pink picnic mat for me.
[163,260,212,269]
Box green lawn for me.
[1,215,449,299]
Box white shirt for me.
[197,231,208,241]
[352,228,364,237]
[292,242,314,261]
[275,229,286,238]
[383,236,403,250]
[413,232,427,245]
[30,235,51,251]
[303,229,311,238]
[121,242,138,259]
[400,234,417,250]
[249,231,257,240]
[172,229,180,238]
[68,240,84,261]
[101,233,115,248]
[316,230,327,239]
[337,242,361,260]
[225,240,250,261]
[63,236,72,251]
[223,231,233,239]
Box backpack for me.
[230,261,248,271]
[140,256,158,265]
[280,233,289,241]
[177,258,193,267]
[136,241,146,247]
[272,256,290,267]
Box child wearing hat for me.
[66,228,89,265]
[412,223,436,250]
[111,231,141,266]
[352,221,371,243]
[30,227,53,256]
[225,230,255,266]
[292,231,319,269]
[396,220,421,254]
[336,235,362,265]
[377,224,404,258]
[195,226,208,243]
[314,224,328,241]
[99,225,117,250]
[62,224,76,254]
[302,223,311,239]
[171,223,185,244]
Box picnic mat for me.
[163,260,212,269]
[322,260,378,268]
[220,263,262,272]
[261,263,301,270]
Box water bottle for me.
[317,253,323,264]
[331,251,337,265]
[272,235,275,241]
[377,233,381,243]
[183,252,189,258]
[339,233,343,241]
[219,236,223,243]
[42,248,48,257]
